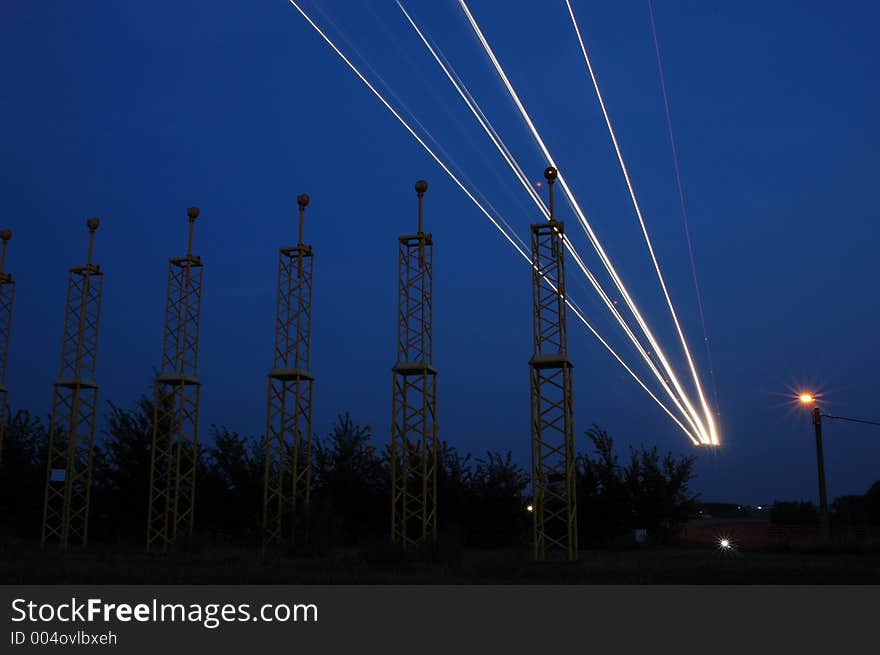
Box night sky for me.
[2,1,878,507]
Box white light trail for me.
[285,0,699,444]
[647,0,721,418]
[311,1,525,253]
[457,0,715,444]
[563,0,718,445]
[397,0,702,439]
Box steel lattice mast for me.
[391,179,438,549]
[147,207,204,551]
[41,218,104,548]
[0,230,15,464]
[529,167,578,561]
[263,193,315,553]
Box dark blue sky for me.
[2,1,878,506]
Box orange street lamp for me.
[798,392,828,541]
[797,391,880,543]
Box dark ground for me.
[2,541,879,584]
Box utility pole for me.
[811,406,829,542]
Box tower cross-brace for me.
[0,230,15,464]
[147,207,204,551]
[391,179,439,548]
[529,167,578,561]
[41,218,104,548]
[263,193,315,553]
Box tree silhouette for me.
[0,399,714,553]
[464,451,529,547]
[865,481,880,526]
[91,397,154,542]
[577,426,633,546]
[624,444,699,541]
[0,410,48,539]
[311,413,387,548]
[198,425,263,543]
[577,425,699,546]
[435,441,472,546]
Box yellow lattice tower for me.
[0,230,15,464]
[263,194,315,554]
[529,167,578,561]
[41,218,104,548]
[391,180,438,549]
[147,207,204,551]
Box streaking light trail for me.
[647,0,721,417]
[397,0,705,440]
[563,0,719,444]
[285,0,700,444]
[457,0,711,443]
[457,0,717,445]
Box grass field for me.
[2,541,879,584]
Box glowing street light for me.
[796,390,880,542]
[797,391,829,541]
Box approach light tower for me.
[263,193,315,553]
[529,167,578,561]
[41,218,104,548]
[147,207,205,551]
[0,230,15,464]
[391,179,439,549]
